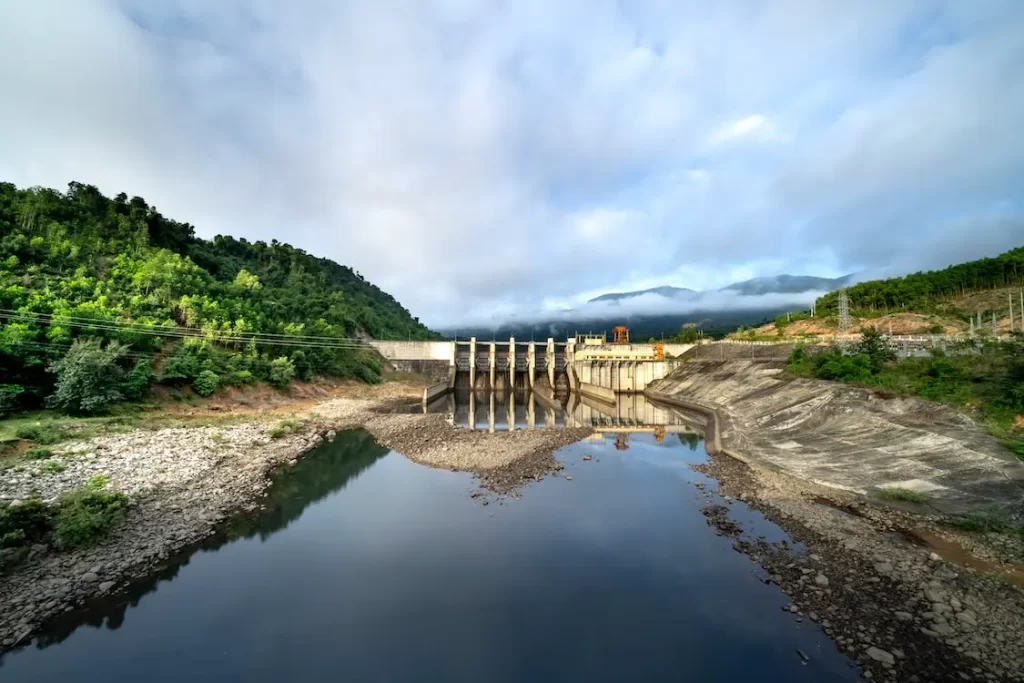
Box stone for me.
[933,603,952,614]
[581,454,592,461]
[80,572,99,583]
[873,561,893,574]
[894,611,913,622]
[931,623,955,636]
[929,552,941,561]
[934,565,958,581]
[924,587,946,603]
[326,430,336,441]
[564,475,573,481]
[956,611,978,627]
[98,581,115,593]
[865,647,895,665]
[814,573,829,587]
[950,597,963,612]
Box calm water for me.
[0,429,859,683]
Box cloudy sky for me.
[2,1,1023,328]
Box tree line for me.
[0,181,434,415]
[815,246,1024,314]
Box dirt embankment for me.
[0,384,590,652]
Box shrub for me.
[855,327,896,373]
[42,461,66,474]
[53,479,128,550]
[0,499,53,549]
[927,323,945,335]
[0,384,24,418]
[230,370,255,385]
[24,447,54,460]
[876,487,928,504]
[121,358,154,401]
[14,423,64,445]
[268,419,302,439]
[268,357,295,388]
[192,370,220,397]
[160,339,212,383]
[953,510,1012,534]
[47,339,129,414]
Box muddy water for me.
[0,429,859,683]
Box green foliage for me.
[927,323,945,334]
[814,245,1024,314]
[268,418,303,439]
[268,356,295,388]
[876,487,929,503]
[676,327,700,343]
[42,460,66,474]
[15,422,64,444]
[953,510,1013,534]
[121,358,154,401]
[47,339,129,414]
[855,327,896,373]
[0,384,24,417]
[24,447,53,460]
[0,499,52,549]
[0,180,435,414]
[53,482,129,550]
[192,370,220,397]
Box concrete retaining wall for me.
[578,381,616,404]
[388,359,452,382]
[368,341,455,362]
[422,381,450,405]
[571,360,678,394]
[646,360,1024,515]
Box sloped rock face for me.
[647,360,1024,517]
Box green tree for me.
[47,339,129,414]
[855,327,896,373]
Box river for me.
[0,424,860,682]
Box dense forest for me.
[0,181,433,415]
[815,246,1024,314]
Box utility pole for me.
[1011,292,1015,333]
[992,311,997,337]
[969,318,974,337]
[838,288,850,334]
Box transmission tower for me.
[838,288,851,334]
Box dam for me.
[368,336,696,405]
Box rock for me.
[933,565,958,581]
[866,647,895,665]
[796,649,809,662]
[814,573,829,587]
[80,572,99,583]
[873,561,893,574]
[933,603,952,614]
[98,581,115,593]
[326,430,336,442]
[581,454,592,461]
[924,587,946,603]
[929,552,941,562]
[950,597,963,612]
[894,611,913,622]
[565,475,573,481]
[931,622,955,636]
[956,611,978,627]
[809,554,821,562]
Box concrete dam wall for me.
[646,360,1024,516]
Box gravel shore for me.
[695,450,1024,683]
[0,395,591,651]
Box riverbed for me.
[0,428,859,682]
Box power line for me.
[0,311,371,351]
[0,308,369,345]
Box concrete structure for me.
[571,359,679,395]
[646,360,1024,515]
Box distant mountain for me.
[720,273,855,296]
[588,273,853,303]
[588,285,696,303]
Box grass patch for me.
[876,487,929,504]
[23,447,54,460]
[42,461,67,474]
[52,475,127,550]
[952,510,1013,534]
[14,422,66,445]
[268,419,304,439]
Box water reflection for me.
[15,430,388,655]
[437,390,704,448]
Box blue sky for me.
[1,1,1022,328]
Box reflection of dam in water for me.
[428,390,703,446]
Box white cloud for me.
[0,0,1022,329]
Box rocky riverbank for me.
[0,394,592,652]
[695,450,1024,683]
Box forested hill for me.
[815,246,1024,314]
[0,181,433,413]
